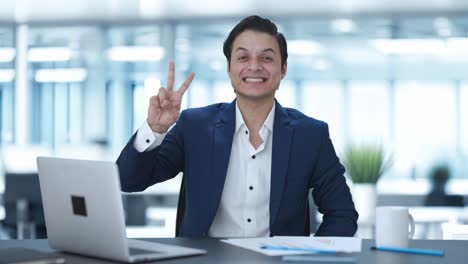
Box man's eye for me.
[238,56,248,61]
[263,56,273,62]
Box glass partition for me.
[2,15,467,179]
[461,82,468,157]
[27,26,102,150]
[348,81,391,146]
[0,26,15,144]
[302,81,345,150]
[107,25,166,143]
[394,81,457,178]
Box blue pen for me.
[261,244,337,254]
[370,246,444,256]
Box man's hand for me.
[147,61,195,133]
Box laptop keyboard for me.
[129,247,161,256]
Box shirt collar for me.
[235,102,276,134]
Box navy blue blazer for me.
[117,100,358,237]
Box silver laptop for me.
[36,156,206,263]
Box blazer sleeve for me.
[310,123,359,237]
[116,111,187,192]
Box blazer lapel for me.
[208,101,236,222]
[270,101,294,227]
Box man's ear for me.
[281,62,288,79]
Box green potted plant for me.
[343,145,392,184]
[342,145,392,231]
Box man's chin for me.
[235,92,276,102]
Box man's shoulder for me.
[181,102,230,120]
[283,107,327,129]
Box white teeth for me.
[244,78,264,83]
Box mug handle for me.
[408,213,415,239]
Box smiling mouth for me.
[242,77,267,83]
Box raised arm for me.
[117,62,195,192]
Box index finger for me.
[166,61,175,91]
[177,72,195,95]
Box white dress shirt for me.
[133,103,275,238]
[133,120,166,152]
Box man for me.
[117,15,358,237]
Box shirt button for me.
[247,218,251,223]
[249,186,253,190]
[245,130,248,135]
[252,155,256,159]
[145,139,150,143]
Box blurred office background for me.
[1,0,468,239]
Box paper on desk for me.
[221,236,361,256]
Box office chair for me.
[175,176,185,237]
[1,145,51,239]
[3,172,47,239]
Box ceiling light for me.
[331,19,356,33]
[288,40,322,55]
[369,39,446,55]
[28,47,72,62]
[0,48,16,62]
[108,46,165,62]
[312,59,331,71]
[35,68,87,83]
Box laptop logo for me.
[71,195,87,217]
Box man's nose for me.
[248,59,262,70]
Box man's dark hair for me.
[223,15,288,68]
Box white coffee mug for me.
[375,206,415,248]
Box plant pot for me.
[352,183,377,238]
[352,183,377,224]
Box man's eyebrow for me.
[234,47,277,53]
[235,47,247,52]
[263,48,276,53]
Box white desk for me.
[315,206,468,239]
[409,206,468,224]
[409,206,468,239]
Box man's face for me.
[228,30,287,102]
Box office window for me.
[348,82,390,146]
[302,81,345,150]
[108,25,166,147]
[188,80,212,108]
[276,80,297,108]
[214,81,235,103]
[31,83,85,147]
[68,84,83,143]
[53,84,71,145]
[394,81,456,177]
[27,26,100,148]
[0,83,14,144]
[461,82,468,157]
[132,83,146,132]
[175,21,235,85]
[0,27,15,144]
